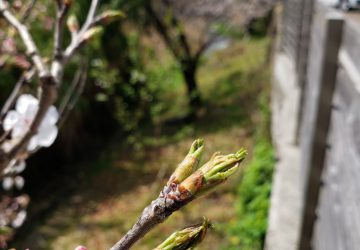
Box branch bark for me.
[21,0,37,23]
[0,68,36,119]
[110,186,193,250]
[64,0,100,60]
[0,0,48,77]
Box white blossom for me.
[14,176,25,189]
[3,160,26,175]
[11,210,27,228]
[2,177,13,191]
[2,94,59,152]
[1,174,25,191]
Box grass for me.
[12,37,272,250]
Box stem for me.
[64,0,100,60]
[0,68,35,119]
[0,0,48,76]
[109,191,192,250]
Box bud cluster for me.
[165,139,247,201]
[154,218,211,250]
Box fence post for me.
[298,13,344,250]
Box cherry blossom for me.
[75,246,88,250]
[2,94,59,152]
[3,160,26,175]
[2,175,25,190]
[11,210,27,228]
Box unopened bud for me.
[180,149,247,196]
[67,15,79,33]
[82,27,103,42]
[97,10,125,24]
[154,218,211,250]
[167,139,204,185]
[63,0,72,6]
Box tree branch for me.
[20,0,37,23]
[162,0,191,58]
[0,0,48,77]
[0,68,36,119]
[145,1,182,60]
[110,142,247,250]
[53,2,70,61]
[64,0,100,60]
[110,187,193,250]
[51,1,71,86]
[58,64,88,127]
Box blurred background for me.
[1,0,359,249]
[0,0,276,249]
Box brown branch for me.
[64,0,100,60]
[0,68,36,119]
[58,65,88,127]
[110,187,193,250]
[110,142,246,250]
[0,0,57,172]
[145,1,182,60]
[51,1,71,86]
[53,2,70,61]
[162,0,191,58]
[58,69,82,116]
[7,76,57,159]
[20,0,37,23]
[0,0,48,77]
[193,36,217,64]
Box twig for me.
[0,0,57,171]
[0,0,48,76]
[51,1,71,86]
[53,2,70,60]
[0,68,36,119]
[20,0,37,23]
[64,0,100,60]
[58,69,82,116]
[58,66,88,127]
[110,189,194,250]
[110,142,247,250]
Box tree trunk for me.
[183,63,202,118]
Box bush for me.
[228,139,274,250]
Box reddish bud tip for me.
[75,246,88,250]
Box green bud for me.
[0,226,11,236]
[82,27,103,42]
[154,218,211,250]
[180,149,247,196]
[67,15,79,33]
[97,10,126,24]
[167,139,204,185]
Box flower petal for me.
[37,125,58,147]
[14,176,25,189]
[24,102,38,121]
[11,210,27,228]
[27,136,38,151]
[2,177,13,191]
[1,140,16,153]
[12,119,27,138]
[16,94,39,114]
[41,106,59,127]
[13,161,26,174]
[3,110,20,131]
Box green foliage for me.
[227,139,274,250]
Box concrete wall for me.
[266,1,360,250]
